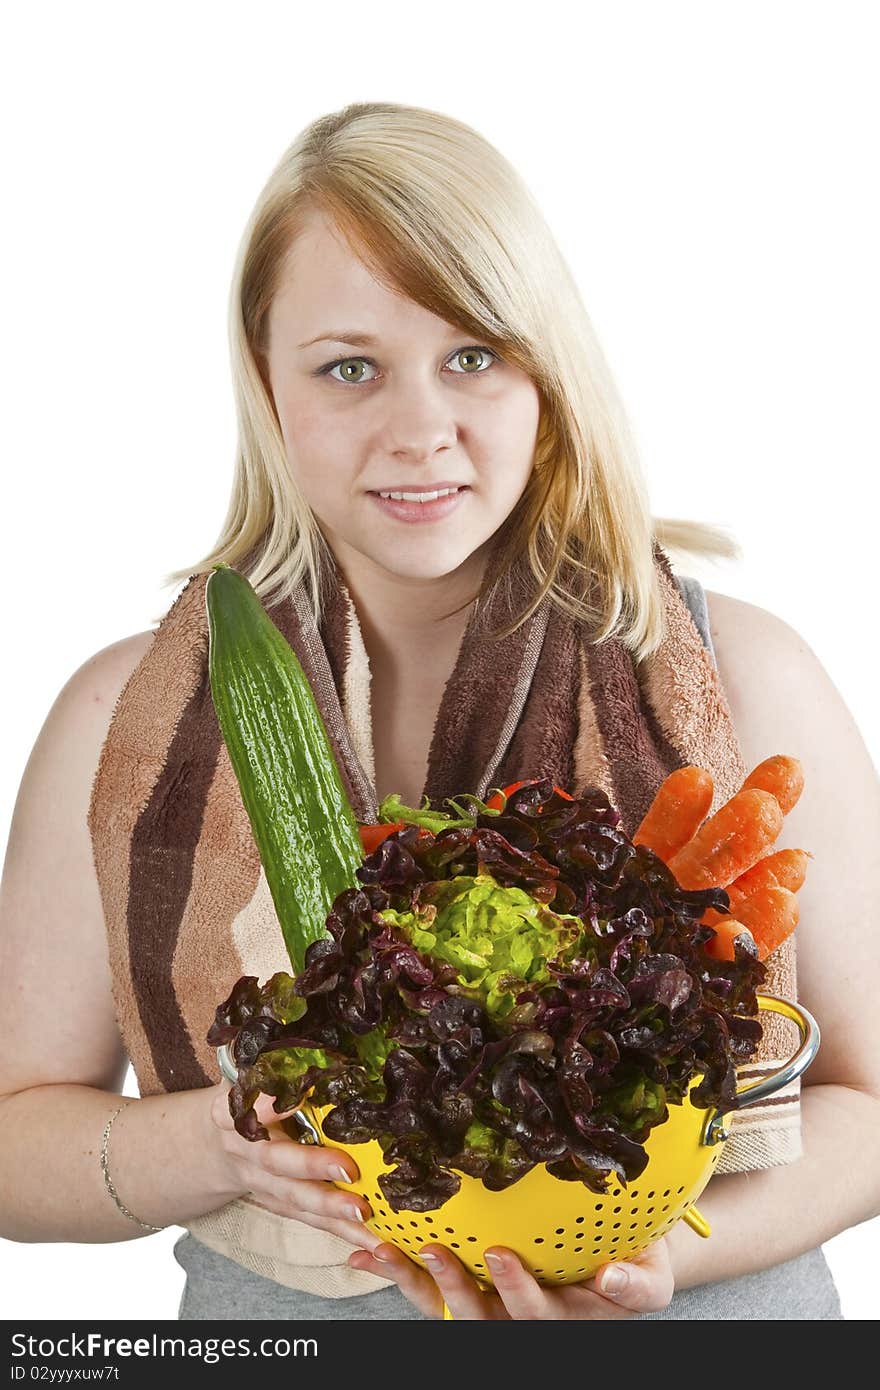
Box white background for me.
[2,1,877,1321]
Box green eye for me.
[449,347,496,374]
[327,358,374,384]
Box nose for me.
[382,378,458,460]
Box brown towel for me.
[87,541,799,1295]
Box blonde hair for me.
[163,101,740,659]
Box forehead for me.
[268,208,452,343]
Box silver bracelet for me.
[100,1101,164,1233]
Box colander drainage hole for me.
[595,1220,604,1228]
[396,1223,405,1231]
[575,1216,585,1224]
[555,1227,565,1235]
[676,1186,685,1194]
[467,1236,478,1243]
[445,1227,455,1234]
[627,1236,637,1244]
[409,1221,419,1228]
[534,1237,545,1244]
[450,1242,461,1249]
[554,1243,564,1250]
[612,1223,621,1230]
[611,1237,620,1245]
[474,1263,485,1271]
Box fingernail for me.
[601,1265,629,1295]
[419,1249,441,1266]
[484,1252,506,1272]
[332,1165,353,1182]
[372,1249,392,1263]
[349,1206,366,1223]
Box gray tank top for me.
[173,575,843,1320]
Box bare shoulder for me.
[701,586,865,770]
[73,629,156,702]
[702,589,818,732]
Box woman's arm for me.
[0,635,379,1248]
[664,591,880,1289]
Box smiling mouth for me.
[371,485,468,503]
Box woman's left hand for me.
[347,1234,675,1319]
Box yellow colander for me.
[218,992,817,1291]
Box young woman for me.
[1,102,876,1321]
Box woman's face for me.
[262,207,541,589]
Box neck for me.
[323,537,495,674]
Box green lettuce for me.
[378,872,587,1018]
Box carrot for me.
[741,755,804,815]
[729,885,799,960]
[667,788,783,890]
[729,847,811,902]
[633,765,714,863]
[700,847,812,926]
[703,918,757,963]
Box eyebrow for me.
[297,330,379,349]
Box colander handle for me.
[703,991,820,1145]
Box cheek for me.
[483,387,541,485]
[276,396,353,496]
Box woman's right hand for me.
[207,1081,383,1253]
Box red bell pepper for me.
[484,780,574,811]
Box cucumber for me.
[205,563,364,973]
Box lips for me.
[368,486,470,524]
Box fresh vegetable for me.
[359,782,574,851]
[633,766,714,862]
[209,778,766,1212]
[701,848,811,926]
[702,918,757,963]
[205,564,363,973]
[727,847,811,903]
[741,755,804,815]
[484,780,574,812]
[359,822,406,855]
[357,789,508,854]
[667,788,784,890]
[722,885,800,961]
[677,758,807,959]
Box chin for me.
[376,552,472,582]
